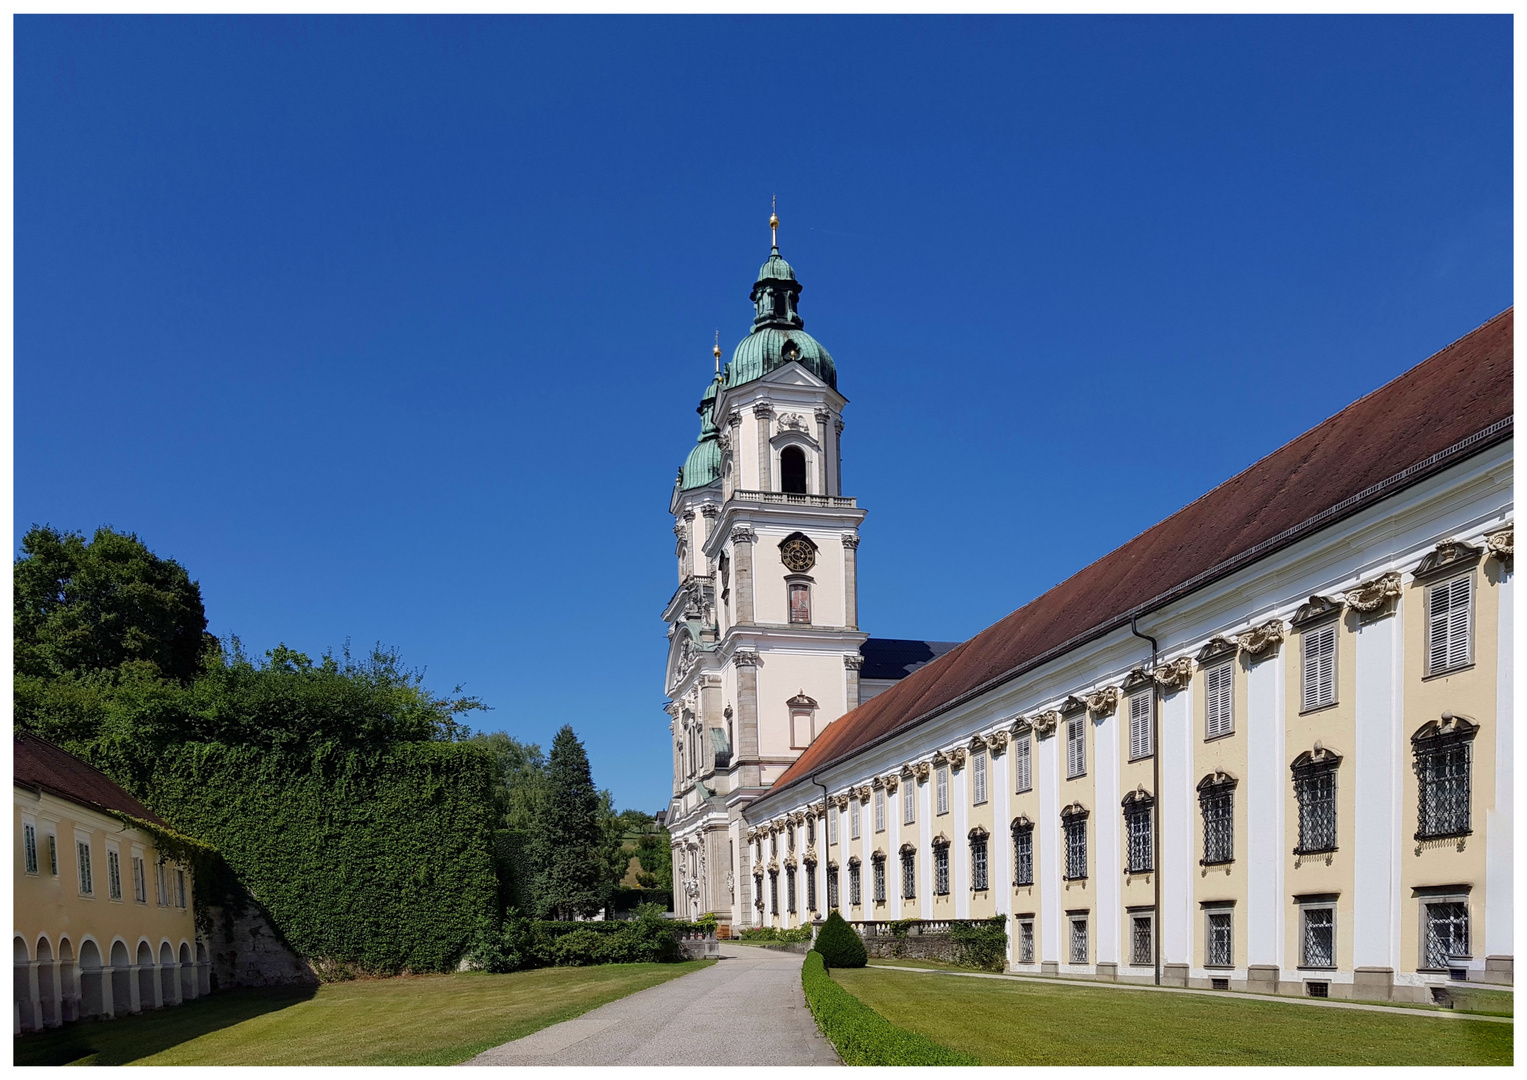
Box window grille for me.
[1205,663,1234,739]
[771,832,778,857]
[1066,715,1086,778]
[827,867,839,910]
[873,856,886,903]
[789,582,811,624]
[1301,907,1334,968]
[1129,691,1153,760]
[23,824,37,874]
[787,867,797,913]
[971,836,989,890]
[1018,920,1035,963]
[1062,812,1088,880]
[133,856,147,903]
[1124,798,1154,873]
[788,827,795,852]
[1207,911,1232,967]
[849,864,862,906]
[1415,732,1472,840]
[1200,783,1234,865]
[1012,822,1034,886]
[1426,575,1472,674]
[107,850,122,900]
[1070,917,1088,964]
[936,766,949,815]
[48,835,58,876]
[828,807,838,844]
[77,841,93,895]
[851,800,861,839]
[903,785,915,825]
[874,789,885,832]
[972,751,987,804]
[1014,733,1032,792]
[807,817,815,845]
[1301,623,1337,711]
[1131,915,1153,965]
[1424,901,1469,970]
[769,871,779,915]
[933,845,950,895]
[1293,759,1338,854]
[901,850,916,899]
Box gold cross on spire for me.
[770,194,779,248]
[713,330,721,375]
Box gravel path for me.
[463,943,840,1067]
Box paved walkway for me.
[463,944,841,1066]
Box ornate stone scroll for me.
[1487,526,1513,564]
[1345,571,1402,613]
[1120,667,1153,693]
[985,730,1010,754]
[1083,687,1119,717]
[1030,710,1062,736]
[1153,656,1194,691]
[1291,594,1342,628]
[844,654,865,671]
[1237,619,1286,656]
[733,650,760,668]
[882,774,900,794]
[1061,695,1088,714]
[729,525,756,545]
[913,761,932,782]
[948,747,968,768]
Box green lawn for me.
[14,961,714,1066]
[833,966,1513,1066]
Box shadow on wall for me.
[13,986,318,1066]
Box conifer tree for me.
[529,725,608,919]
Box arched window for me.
[780,446,808,494]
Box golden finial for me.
[713,331,721,375]
[770,194,779,247]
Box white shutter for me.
[1129,692,1152,760]
[828,806,838,844]
[937,767,949,814]
[850,800,860,838]
[1302,624,1336,710]
[973,752,987,803]
[1067,717,1085,778]
[874,789,885,832]
[1015,737,1031,793]
[1205,663,1233,739]
[1428,576,1472,673]
[904,785,915,824]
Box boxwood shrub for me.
[800,950,976,1066]
[814,911,867,968]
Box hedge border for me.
[800,950,977,1066]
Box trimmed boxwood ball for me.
[814,910,867,969]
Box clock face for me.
[781,537,816,573]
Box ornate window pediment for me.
[1195,769,1238,792]
[1237,618,1286,656]
[1412,712,1478,746]
[1120,667,1153,693]
[847,854,861,868]
[1061,695,1088,714]
[1060,802,1090,822]
[1292,594,1343,628]
[1291,741,1343,770]
[1121,785,1155,809]
[985,730,1010,754]
[899,842,917,855]
[1345,571,1403,613]
[1010,814,1033,831]
[1196,636,1238,664]
[1413,541,1483,582]
[1030,711,1061,736]
[967,825,989,841]
[930,832,951,849]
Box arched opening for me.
[159,942,178,1006]
[110,940,133,1016]
[58,939,77,1023]
[35,937,57,1028]
[780,446,807,494]
[178,942,195,1000]
[77,940,104,1019]
[15,936,36,1033]
[196,942,211,997]
[137,941,156,1010]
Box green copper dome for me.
[756,249,796,284]
[677,374,723,491]
[722,327,836,390]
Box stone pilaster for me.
[834,418,844,494]
[735,650,762,789]
[754,402,774,491]
[842,533,860,630]
[815,408,831,495]
[845,653,864,710]
[731,526,756,625]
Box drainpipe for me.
[1130,615,1162,988]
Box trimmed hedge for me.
[469,908,692,971]
[814,911,867,968]
[801,950,977,1066]
[739,925,812,943]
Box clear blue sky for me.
[16,16,1511,814]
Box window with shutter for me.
[1015,735,1032,793]
[108,850,122,900]
[23,824,37,874]
[1205,663,1234,739]
[1066,716,1086,778]
[133,856,147,903]
[903,784,915,825]
[828,806,839,844]
[1426,575,1473,675]
[851,800,861,838]
[1301,624,1337,711]
[936,766,949,815]
[1129,691,1153,760]
[874,788,885,832]
[973,751,988,804]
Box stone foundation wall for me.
[204,902,317,989]
[863,934,961,964]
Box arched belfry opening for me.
[780,446,807,494]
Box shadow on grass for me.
[13,986,317,1066]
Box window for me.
[23,823,37,874]
[900,848,916,899]
[827,866,840,910]
[1426,575,1472,675]
[972,751,988,804]
[1206,909,1233,967]
[849,863,862,906]
[780,446,808,494]
[1301,906,1335,968]
[903,784,915,825]
[1199,775,1236,865]
[971,834,989,891]
[1292,751,1339,854]
[805,864,817,912]
[936,766,949,815]
[828,806,839,845]
[771,832,778,857]
[1069,915,1089,964]
[807,817,815,846]
[872,855,886,904]
[1301,623,1337,711]
[1413,717,1476,840]
[156,860,168,906]
[77,840,94,895]
[1205,662,1234,739]
[1123,794,1154,873]
[789,582,811,624]
[1066,715,1086,778]
[47,834,58,876]
[107,849,122,901]
[933,844,950,895]
[790,703,816,749]
[1012,819,1034,886]
[1018,919,1035,963]
[787,867,797,913]
[1131,914,1154,966]
[1062,807,1088,880]
[850,799,862,839]
[769,870,779,915]
[133,856,147,903]
[1129,690,1154,760]
[175,867,187,907]
[874,788,885,832]
[787,826,795,852]
[1014,732,1032,792]
[1423,901,1470,970]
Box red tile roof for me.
[14,733,167,825]
[775,308,1514,796]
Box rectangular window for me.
[806,865,817,912]
[849,864,862,906]
[1131,915,1154,966]
[901,850,916,899]
[1206,910,1233,967]
[807,817,815,846]
[788,826,795,852]
[1294,763,1338,853]
[874,788,885,832]
[23,823,37,874]
[133,856,147,903]
[971,837,989,891]
[936,766,949,815]
[787,867,797,913]
[1416,740,1472,839]
[1019,919,1035,963]
[769,871,779,915]
[903,784,915,825]
[933,846,950,895]
[850,800,861,839]
[1070,916,1089,964]
[828,806,839,845]
[827,867,840,910]
[1014,733,1032,793]
[1423,901,1470,970]
[972,751,988,804]
[1013,824,1034,886]
[873,857,886,904]
[1301,907,1335,968]
[771,832,778,857]
[1066,715,1086,778]
[107,849,122,900]
[178,867,191,906]
[77,840,93,895]
[1129,690,1153,760]
[156,860,169,906]
[1205,662,1234,739]
[1301,623,1337,711]
[789,582,811,624]
[1201,786,1234,865]
[1063,817,1088,880]
[1125,801,1154,873]
[1426,575,1472,675]
[48,834,58,876]
[791,710,814,749]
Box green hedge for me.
[115,740,498,975]
[800,950,977,1066]
[949,916,1008,971]
[739,925,813,943]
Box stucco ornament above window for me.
[985,730,1010,754]
[1196,636,1238,664]
[1237,618,1286,656]
[1292,594,1343,628]
[1083,686,1120,717]
[1030,710,1062,736]
[948,747,968,768]
[1153,656,1195,691]
[1486,525,1513,564]
[1413,541,1483,581]
[1345,570,1403,613]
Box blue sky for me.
[15,16,1511,813]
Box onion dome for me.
[721,224,837,390]
[677,373,723,491]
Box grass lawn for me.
[13,960,714,1067]
[833,966,1513,1066]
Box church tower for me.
[664,211,868,927]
